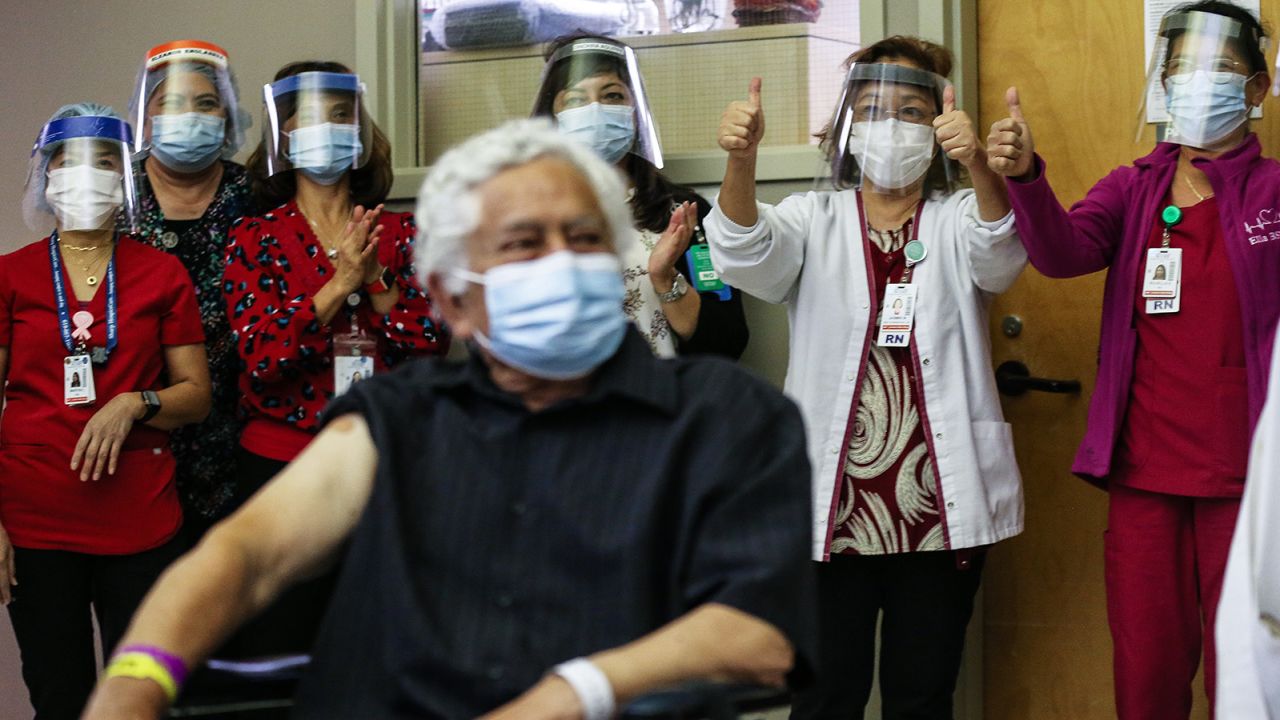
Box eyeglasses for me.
[851,105,936,125]
[1164,57,1248,82]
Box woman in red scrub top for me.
[0,103,210,720]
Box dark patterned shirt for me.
[131,160,251,519]
[294,330,816,718]
[223,202,449,459]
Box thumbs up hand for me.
[718,77,766,160]
[987,86,1036,179]
[932,84,982,169]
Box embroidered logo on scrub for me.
[1244,207,1280,245]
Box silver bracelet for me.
[552,657,616,720]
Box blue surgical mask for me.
[454,251,628,380]
[1164,71,1250,148]
[150,113,226,173]
[555,103,636,164]
[287,123,363,185]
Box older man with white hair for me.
[81,120,816,720]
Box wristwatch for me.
[139,390,162,423]
[364,266,395,295]
[657,273,690,304]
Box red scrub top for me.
[0,236,204,553]
[1113,197,1248,497]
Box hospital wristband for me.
[105,652,181,702]
[115,644,189,687]
[552,657,615,720]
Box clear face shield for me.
[23,116,138,234]
[130,40,244,173]
[825,62,954,197]
[263,71,372,184]
[533,39,664,169]
[1139,10,1267,149]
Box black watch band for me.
[140,390,161,422]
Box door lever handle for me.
[995,360,1081,397]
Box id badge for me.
[64,354,96,406]
[685,242,726,294]
[334,332,376,397]
[1141,248,1181,298]
[877,284,917,347]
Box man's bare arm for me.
[81,414,379,720]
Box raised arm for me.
[717,77,765,228]
[81,414,379,720]
[361,214,450,360]
[987,86,1129,278]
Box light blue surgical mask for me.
[287,122,363,185]
[150,113,226,173]
[1164,71,1250,148]
[555,103,636,165]
[454,251,628,380]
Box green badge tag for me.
[904,240,927,265]
[686,243,725,292]
[1161,205,1182,227]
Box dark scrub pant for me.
[790,550,985,720]
[6,534,185,720]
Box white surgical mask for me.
[45,166,125,231]
[848,119,937,190]
[1164,71,1251,149]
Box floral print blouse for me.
[131,160,251,519]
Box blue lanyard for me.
[49,231,117,358]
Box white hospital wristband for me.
[552,658,616,720]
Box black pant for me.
[5,534,186,720]
[790,550,985,720]
[214,448,337,659]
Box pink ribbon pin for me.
[71,310,94,344]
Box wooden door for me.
[976,1,1280,718]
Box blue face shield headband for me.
[27,116,138,233]
[265,71,368,178]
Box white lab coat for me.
[1217,328,1280,719]
[705,188,1026,561]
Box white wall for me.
[0,0,359,255]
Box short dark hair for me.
[1162,2,1270,76]
[245,60,394,211]
[816,36,959,195]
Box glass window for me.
[417,0,859,165]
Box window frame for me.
[352,0,862,199]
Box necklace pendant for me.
[86,275,99,286]
[161,231,180,249]
[327,248,339,260]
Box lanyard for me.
[857,192,928,283]
[49,231,118,358]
